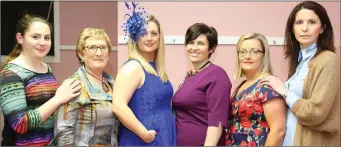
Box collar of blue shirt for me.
[298,43,317,62]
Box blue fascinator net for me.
[121,1,149,42]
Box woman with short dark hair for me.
[172,23,232,146]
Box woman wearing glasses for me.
[225,33,286,146]
[55,28,119,146]
[172,23,232,146]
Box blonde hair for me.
[75,28,112,64]
[127,15,168,83]
[234,33,273,79]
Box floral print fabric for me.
[225,79,280,146]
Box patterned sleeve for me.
[259,85,282,103]
[55,100,81,145]
[55,76,83,146]
[205,68,232,128]
[0,70,42,134]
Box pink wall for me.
[117,2,340,91]
[50,2,118,83]
[1,2,339,90]
[51,51,117,83]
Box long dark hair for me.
[284,1,335,78]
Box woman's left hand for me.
[260,75,287,97]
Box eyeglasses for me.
[238,49,265,57]
[85,45,109,53]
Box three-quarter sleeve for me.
[0,70,42,135]
[205,69,232,128]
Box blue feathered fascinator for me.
[121,1,149,42]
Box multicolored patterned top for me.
[0,63,59,146]
[225,79,280,146]
[55,65,119,146]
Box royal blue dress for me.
[119,59,177,146]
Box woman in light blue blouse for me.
[261,1,340,146]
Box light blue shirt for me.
[282,43,317,146]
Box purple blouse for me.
[172,64,232,146]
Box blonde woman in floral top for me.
[225,33,286,146]
[55,28,119,146]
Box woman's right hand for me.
[55,78,81,104]
[141,130,157,143]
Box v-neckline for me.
[234,79,261,99]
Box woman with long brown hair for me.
[261,1,340,146]
[0,14,81,146]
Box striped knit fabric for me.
[0,63,59,146]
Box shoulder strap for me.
[121,58,146,72]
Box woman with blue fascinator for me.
[112,2,176,146]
